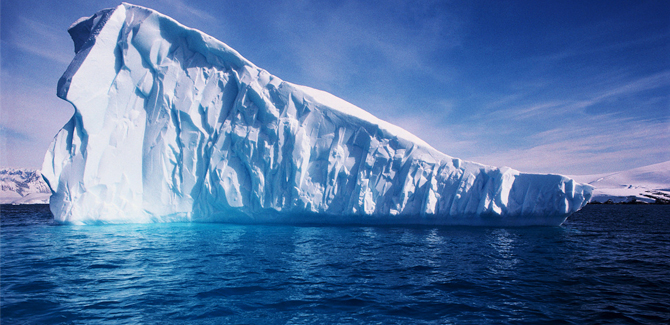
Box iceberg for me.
[42,3,592,225]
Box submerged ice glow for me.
[42,3,592,225]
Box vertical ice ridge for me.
[43,3,593,225]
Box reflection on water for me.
[487,229,519,274]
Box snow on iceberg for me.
[42,3,592,225]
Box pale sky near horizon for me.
[1,0,668,175]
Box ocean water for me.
[1,205,669,324]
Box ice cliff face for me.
[42,3,592,225]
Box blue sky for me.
[1,0,668,175]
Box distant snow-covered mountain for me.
[569,161,670,203]
[0,168,51,204]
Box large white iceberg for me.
[42,3,592,225]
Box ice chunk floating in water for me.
[42,3,592,226]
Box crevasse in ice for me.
[42,3,592,225]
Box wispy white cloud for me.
[467,116,670,175]
[383,68,670,175]
[263,0,462,96]
[158,0,217,25]
[484,101,567,121]
[585,70,670,103]
[9,16,74,64]
[482,70,670,122]
[533,31,670,64]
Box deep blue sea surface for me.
[1,204,669,324]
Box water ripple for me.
[1,204,669,324]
